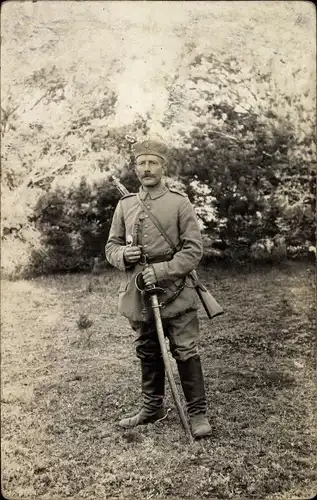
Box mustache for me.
[142,173,155,178]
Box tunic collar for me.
[138,182,168,200]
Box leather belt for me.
[143,254,174,264]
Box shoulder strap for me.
[169,187,187,197]
[136,194,179,252]
[121,193,136,200]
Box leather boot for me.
[118,358,165,428]
[177,355,212,438]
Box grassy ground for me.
[1,262,316,500]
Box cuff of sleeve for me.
[152,262,169,281]
[116,248,127,272]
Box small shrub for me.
[76,314,93,331]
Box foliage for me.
[30,178,118,274]
[164,53,316,262]
[1,45,315,275]
[1,62,148,276]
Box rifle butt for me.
[195,284,224,319]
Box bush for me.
[30,177,119,274]
[1,68,149,276]
[164,53,316,262]
[25,117,147,275]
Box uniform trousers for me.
[130,309,199,362]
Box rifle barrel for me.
[112,175,129,196]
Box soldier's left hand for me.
[142,266,157,286]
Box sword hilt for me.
[145,284,165,296]
[135,272,165,296]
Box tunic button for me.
[144,233,148,237]
[147,205,151,209]
[144,244,148,248]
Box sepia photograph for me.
[1,1,316,499]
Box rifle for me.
[112,175,224,320]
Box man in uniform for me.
[105,138,212,438]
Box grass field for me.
[1,262,316,500]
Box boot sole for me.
[118,410,167,429]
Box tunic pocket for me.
[118,280,144,322]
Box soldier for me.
[105,138,212,438]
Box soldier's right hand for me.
[123,245,142,264]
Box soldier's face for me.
[135,154,165,188]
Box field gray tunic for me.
[105,182,203,322]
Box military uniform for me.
[105,139,212,438]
